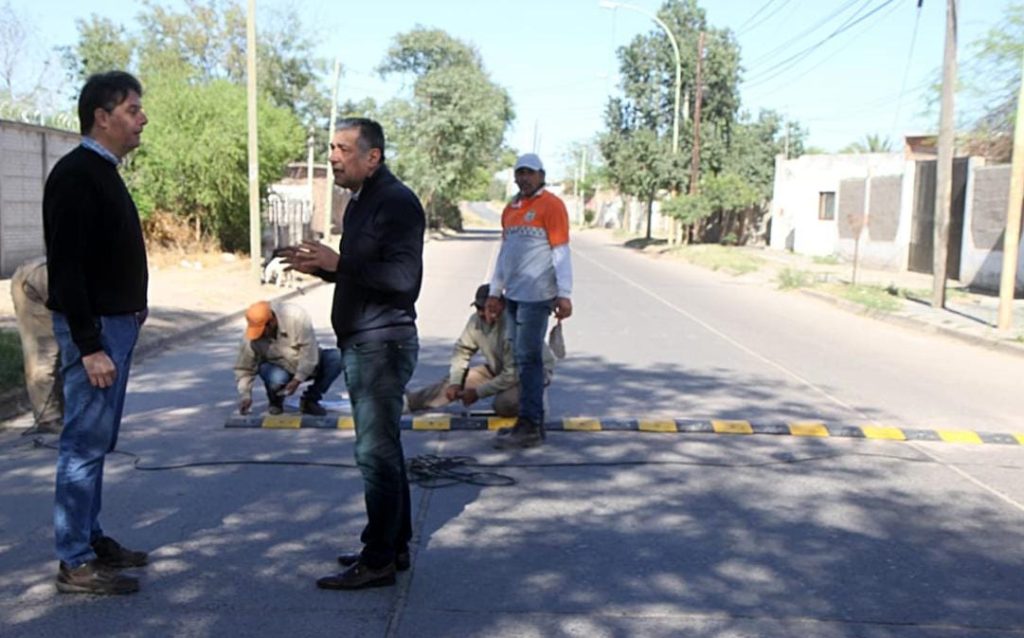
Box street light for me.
[598,0,682,155]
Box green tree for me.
[61,16,134,83]
[377,28,513,229]
[600,0,741,240]
[840,133,893,154]
[65,1,327,128]
[63,0,310,250]
[128,71,301,251]
[958,2,1024,161]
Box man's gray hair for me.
[336,117,386,161]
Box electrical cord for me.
[26,437,1023,485]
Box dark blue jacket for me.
[320,163,425,348]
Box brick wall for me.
[0,120,78,278]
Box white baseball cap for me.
[514,153,544,172]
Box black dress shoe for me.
[337,550,410,571]
[317,562,396,590]
[91,536,148,568]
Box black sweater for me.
[319,164,425,348]
[43,145,148,355]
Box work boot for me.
[267,398,284,415]
[497,416,546,439]
[300,398,327,416]
[493,418,543,450]
[56,560,139,595]
[91,535,148,568]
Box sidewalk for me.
[627,233,1024,359]
[0,251,320,425]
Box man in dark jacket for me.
[281,118,424,590]
[44,71,150,595]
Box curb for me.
[0,281,325,428]
[224,414,1024,446]
[797,288,1024,360]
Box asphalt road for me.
[1,218,1023,637]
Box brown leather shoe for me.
[316,562,396,590]
[91,536,148,568]
[56,560,139,595]
[337,550,410,571]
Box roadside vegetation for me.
[667,244,763,275]
[0,329,23,395]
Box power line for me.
[743,0,900,89]
[737,0,790,35]
[737,0,779,30]
[743,0,867,70]
[737,0,795,36]
[745,0,887,83]
[889,1,926,143]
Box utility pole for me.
[688,31,705,196]
[932,0,957,308]
[997,47,1024,331]
[323,57,341,240]
[245,0,260,276]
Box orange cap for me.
[244,301,273,340]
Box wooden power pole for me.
[245,0,261,276]
[997,48,1024,330]
[932,0,957,308]
[688,31,705,196]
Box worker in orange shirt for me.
[487,153,573,449]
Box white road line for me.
[572,245,867,419]
[575,241,1024,515]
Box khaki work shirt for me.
[448,312,554,398]
[234,303,320,399]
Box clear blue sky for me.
[11,0,1012,179]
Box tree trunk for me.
[644,193,654,241]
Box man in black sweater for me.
[44,71,150,595]
[282,118,425,590]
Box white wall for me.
[770,152,909,264]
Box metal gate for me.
[908,158,967,278]
[265,193,314,256]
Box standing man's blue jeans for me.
[258,347,343,403]
[52,312,141,567]
[342,336,418,569]
[505,299,554,425]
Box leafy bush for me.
[0,329,24,394]
[777,268,812,289]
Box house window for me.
[818,191,836,221]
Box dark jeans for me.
[52,312,141,567]
[258,347,343,404]
[343,336,418,569]
[505,298,554,424]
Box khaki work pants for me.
[11,266,63,428]
[406,365,520,417]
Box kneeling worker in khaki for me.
[11,257,63,434]
[405,284,554,416]
[234,301,343,416]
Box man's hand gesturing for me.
[278,240,340,275]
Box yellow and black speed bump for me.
[223,415,1024,446]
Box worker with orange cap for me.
[233,300,342,415]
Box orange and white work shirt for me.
[490,189,573,303]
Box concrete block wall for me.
[0,120,78,278]
[961,163,1024,292]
